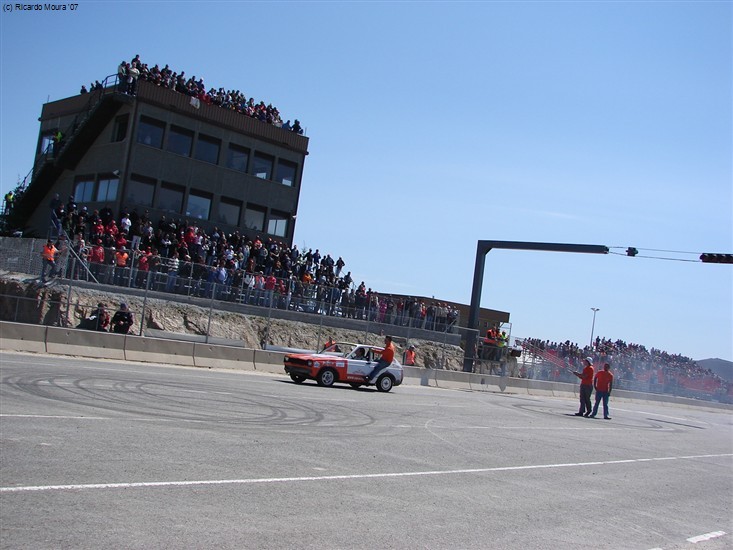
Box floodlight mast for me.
[463,241,609,373]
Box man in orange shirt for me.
[403,344,416,366]
[573,357,595,417]
[366,335,395,384]
[40,239,58,282]
[589,363,614,420]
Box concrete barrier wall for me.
[193,343,255,370]
[253,349,287,374]
[405,367,580,399]
[432,369,475,390]
[46,326,126,360]
[124,334,195,366]
[0,321,47,353]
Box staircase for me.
[4,74,132,234]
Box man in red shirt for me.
[366,335,395,384]
[590,363,614,420]
[573,357,595,417]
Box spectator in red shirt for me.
[366,335,396,384]
[573,357,595,417]
[590,363,614,419]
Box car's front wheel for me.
[376,374,393,393]
[317,368,337,387]
[290,373,306,384]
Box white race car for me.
[283,342,404,392]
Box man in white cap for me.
[572,357,595,417]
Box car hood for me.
[285,352,341,361]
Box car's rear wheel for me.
[290,373,306,384]
[317,368,337,387]
[376,374,394,393]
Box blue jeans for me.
[591,391,610,418]
[367,359,390,381]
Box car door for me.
[345,347,371,379]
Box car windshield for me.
[321,342,355,356]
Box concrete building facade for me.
[12,76,309,242]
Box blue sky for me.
[1,1,731,361]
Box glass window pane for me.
[226,144,249,172]
[195,135,220,164]
[218,199,241,226]
[167,126,193,156]
[74,179,95,203]
[40,133,55,155]
[136,116,164,148]
[186,192,211,220]
[244,206,265,231]
[124,176,155,207]
[253,153,274,180]
[112,115,128,142]
[276,160,297,187]
[267,211,289,237]
[156,184,184,214]
[97,177,119,202]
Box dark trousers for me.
[578,384,593,415]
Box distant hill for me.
[697,358,733,382]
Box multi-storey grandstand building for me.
[9,74,308,242]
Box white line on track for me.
[0,414,109,420]
[430,425,622,430]
[687,531,727,543]
[2,453,730,494]
[613,407,707,423]
[0,414,228,425]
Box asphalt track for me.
[1,350,731,550]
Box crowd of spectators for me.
[48,196,460,333]
[106,54,303,134]
[521,337,728,396]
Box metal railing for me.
[1,74,123,232]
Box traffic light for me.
[700,253,733,264]
[626,247,638,257]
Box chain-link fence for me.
[0,237,476,368]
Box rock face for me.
[0,274,466,370]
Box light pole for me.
[590,308,600,349]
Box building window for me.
[253,152,274,180]
[74,177,95,203]
[96,175,119,202]
[276,159,297,187]
[244,205,266,232]
[186,190,212,220]
[267,210,289,238]
[136,116,165,148]
[226,144,249,172]
[156,183,184,214]
[218,198,242,226]
[124,174,156,208]
[195,134,221,165]
[166,125,194,157]
[40,132,56,155]
[112,115,129,142]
